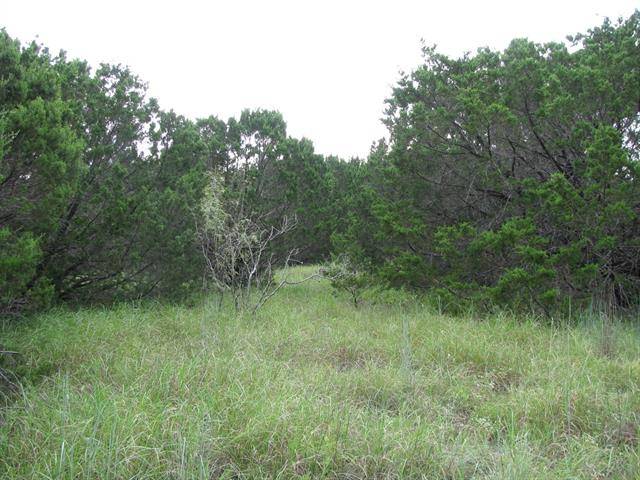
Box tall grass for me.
[1,266,639,478]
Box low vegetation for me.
[1,267,639,479]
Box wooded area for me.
[1,11,639,317]
[2,10,640,479]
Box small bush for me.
[322,255,371,307]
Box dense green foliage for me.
[0,32,201,312]
[0,33,338,315]
[2,12,640,316]
[0,33,83,312]
[336,13,640,313]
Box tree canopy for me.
[338,12,640,312]
[1,11,639,317]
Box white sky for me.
[3,1,638,159]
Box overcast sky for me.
[3,1,638,159]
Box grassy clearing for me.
[1,266,639,479]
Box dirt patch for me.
[488,370,520,393]
[330,346,388,371]
[609,420,638,447]
[272,340,389,372]
[462,363,520,394]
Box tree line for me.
[0,33,343,315]
[1,11,639,317]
